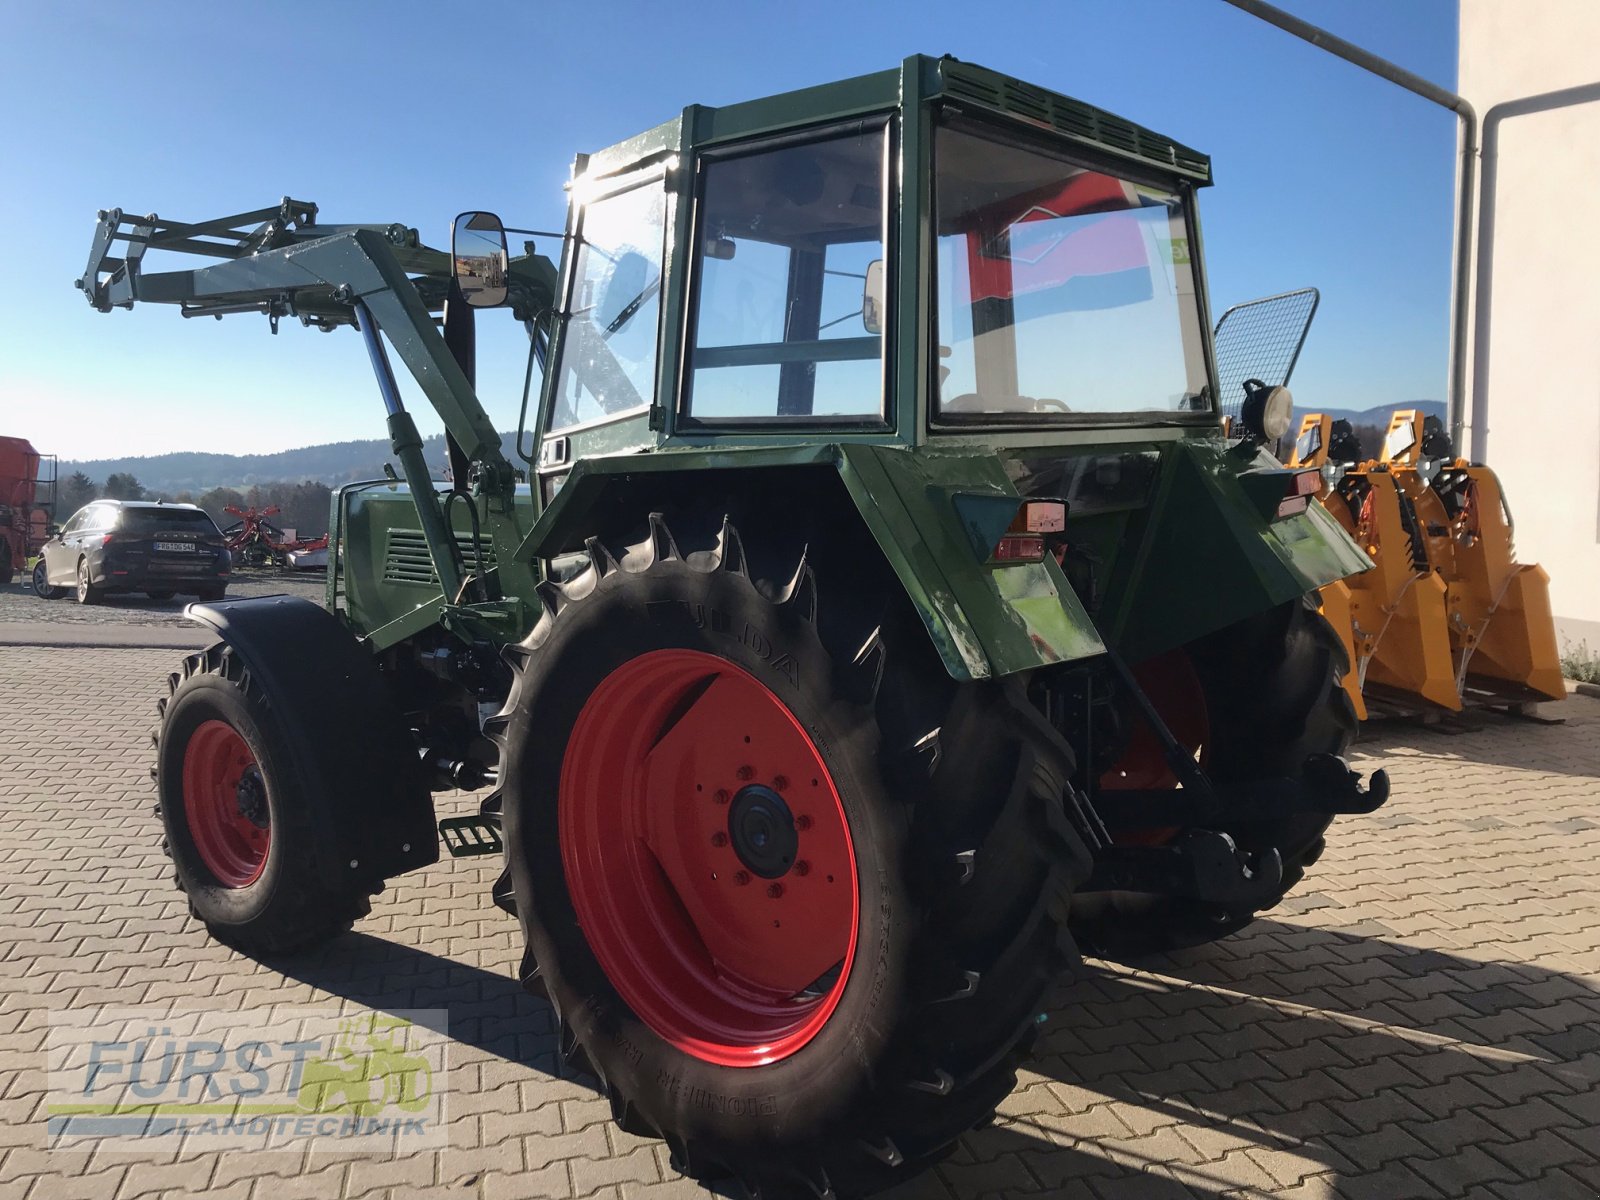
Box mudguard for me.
[185,594,438,883]
[517,440,1371,681]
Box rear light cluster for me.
[1276,470,1320,520]
[989,500,1067,565]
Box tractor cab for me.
[455,57,1224,493]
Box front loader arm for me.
[78,203,526,482]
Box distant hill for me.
[61,432,516,494]
[1305,401,1446,430]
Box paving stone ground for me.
[2,643,1596,1200]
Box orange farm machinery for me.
[1214,292,1564,720]
[1289,409,1565,716]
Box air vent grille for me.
[940,61,1211,184]
[383,529,497,587]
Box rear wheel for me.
[75,559,102,605]
[0,543,12,586]
[196,585,226,601]
[148,589,176,601]
[155,643,374,953]
[1070,598,1357,958]
[32,559,63,600]
[495,513,1092,1198]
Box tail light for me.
[101,533,116,547]
[989,500,1066,566]
[1275,469,1320,519]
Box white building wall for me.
[1459,0,1600,648]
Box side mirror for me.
[451,211,509,308]
[48,525,62,539]
[862,259,885,335]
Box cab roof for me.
[579,54,1211,188]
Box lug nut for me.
[773,775,789,791]
[793,860,810,876]
[710,832,728,848]
[714,788,730,804]
[795,815,813,831]
[737,765,755,781]
[734,870,751,886]
[767,883,784,899]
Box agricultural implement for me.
[222,503,328,568]
[79,56,1390,1197]
[0,435,57,585]
[1215,290,1563,719]
[1291,410,1564,714]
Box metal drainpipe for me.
[1219,0,1479,456]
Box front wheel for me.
[75,559,102,605]
[495,513,1092,1197]
[155,643,374,953]
[32,559,63,600]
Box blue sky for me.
[0,0,1458,462]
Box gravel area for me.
[0,567,326,628]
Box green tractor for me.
[81,55,1386,1198]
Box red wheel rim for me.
[1100,649,1210,847]
[183,720,270,887]
[560,649,860,1068]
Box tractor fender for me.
[515,444,1106,681]
[184,594,439,884]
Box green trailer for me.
[81,54,1385,1199]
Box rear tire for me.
[155,643,373,954]
[148,590,176,601]
[495,513,1092,1198]
[1069,597,1357,959]
[196,585,226,601]
[32,559,63,600]
[0,544,13,586]
[75,559,102,605]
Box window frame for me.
[926,109,1222,434]
[676,115,897,432]
[544,165,673,439]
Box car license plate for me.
[154,542,196,553]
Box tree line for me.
[55,472,334,537]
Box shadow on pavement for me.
[270,914,1599,1198]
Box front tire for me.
[496,514,1092,1197]
[32,559,63,600]
[155,643,374,953]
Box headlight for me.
[1241,380,1294,444]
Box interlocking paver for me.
[2,628,1599,1199]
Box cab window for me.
[683,124,889,422]
[550,183,667,432]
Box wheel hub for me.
[727,785,798,879]
[235,766,269,829]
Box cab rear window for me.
[118,508,219,534]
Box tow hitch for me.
[1095,754,1390,832]
[1081,830,1285,908]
